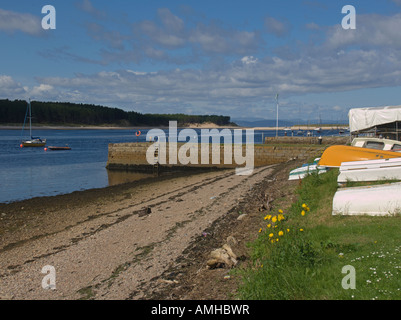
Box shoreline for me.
[0,170,204,207]
[0,123,238,130]
[0,124,347,131]
[0,161,303,300]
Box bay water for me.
[0,128,344,203]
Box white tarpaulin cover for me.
[349,105,401,133]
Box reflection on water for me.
[107,169,159,186]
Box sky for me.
[1,0,401,123]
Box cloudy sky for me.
[1,0,401,122]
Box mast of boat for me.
[275,93,279,138]
[28,99,32,139]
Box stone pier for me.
[106,136,348,172]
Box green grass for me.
[345,179,401,188]
[237,169,401,300]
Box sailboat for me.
[20,100,46,147]
[314,109,322,133]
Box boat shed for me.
[349,105,401,140]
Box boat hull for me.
[22,140,47,147]
[48,146,71,151]
[332,182,401,216]
[318,145,401,167]
[338,158,401,183]
[288,164,328,180]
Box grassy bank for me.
[238,169,401,300]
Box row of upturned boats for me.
[289,136,401,216]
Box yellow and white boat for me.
[351,137,401,152]
[318,145,401,168]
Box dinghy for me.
[318,145,401,168]
[332,182,401,216]
[338,158,401,184]
[288,158,328,180]
[48,146,71,151]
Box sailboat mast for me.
[29,99,32,138]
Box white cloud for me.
[3,7,401,121]
[325,13,401,50]
[264,16,291,37]
[305,22,320,30]
[332,105,343,111]
[0,8,42,35]
[27,43,401,117]
[30,84,54,98]
[241,56,258,65]
[76,0,106,19]
[0,75,27,98]
[81,7,261,65]
[157,8,185,33]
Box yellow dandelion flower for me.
[301,210,305,216]
[264,214,272,220]
[302,203,307,209]
[267,224,271,228]
[300,228,304,232]
[287,229,290,233]
[278,231,284,236]
[271,216,277,223]
[269,233,274,238]
[278,209,283,214]
[258,228,262,233]
[271,240,275,244]
[276,238,279,242]
[278,214,285,221]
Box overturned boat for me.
[351,137,401,152]
[332,182,401,216]
[338,158,401,184]
[288,158,328,180]
[318,145,401,168]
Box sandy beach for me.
[0,159,300,300]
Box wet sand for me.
[0,160,301,300]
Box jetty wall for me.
[106,137,347,172]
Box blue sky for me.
[1,0,401,123]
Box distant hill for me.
[0,99,233,127]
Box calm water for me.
[0,128,346,204]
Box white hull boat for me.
[352,137,401,152]
[20,99,46,148]
[338,158,401,184]
[332,182,401,216]
[289,158,328,180]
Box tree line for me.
[0,100,234,127]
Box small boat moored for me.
[47,146,71,151]
[20,100,46,148]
